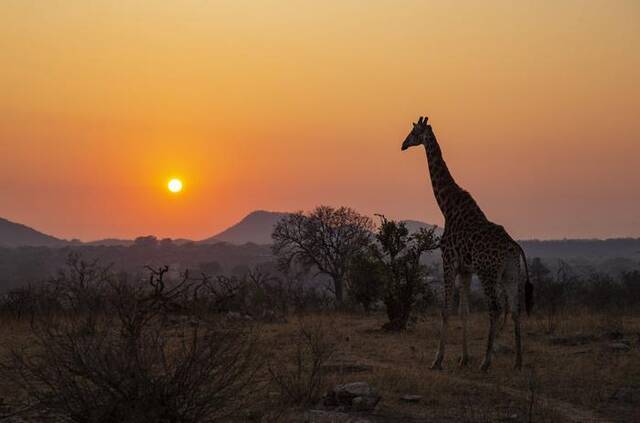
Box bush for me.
[1,259,263,423]
[268,318,336,406]
[580,272,624,311]
[372,216,439,331]
[530,258,568,332]
[346,252,384,313]
[0,284,60,323]
[621,270,640,308]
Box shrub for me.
[620,270,640,309]
[372,216,439,331]
[1,259,263,423]
[346,252,384,313]
[268,318,336,406]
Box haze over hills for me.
[200,210,290,245]
[0,217,68,248]
[200,211,444,245]
[0,211,444,248]
[2,212,640,263]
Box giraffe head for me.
[401,116,434,151]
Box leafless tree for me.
[0,258,264,422]
[272,206,373,305]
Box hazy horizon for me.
[2,1,639,241]
[3,209,640,244]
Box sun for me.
[167,178,183,193]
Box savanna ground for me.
[2,309,636,422]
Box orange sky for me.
[1,1,639,241]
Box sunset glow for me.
[1,1,638,241]
[168,179,183,194]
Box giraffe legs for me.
[496,286,510,337]
[479,271,500,372]
[513,312,522,370]
[504,259,523,370]
[431,256,455,370]
[458,273,472,368]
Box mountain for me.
[201,211,442,246]
[0,217,68,247]
[201,210,290,245]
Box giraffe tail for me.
[515,242,534,316]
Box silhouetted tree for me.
[621,270,640,308]
[133,235,158,248]
[346,252,384,313]
[372,216,439,331]
[530,258,565,332]
[271,206,373,305]
[159,237,175,250]
[581,272,622,311]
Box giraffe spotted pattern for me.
[402,116,533,371]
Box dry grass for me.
[256,310,638,422]
[2,310,639,422]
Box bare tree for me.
[0,258,264,422]
[271,206,373,305]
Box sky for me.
[1,0,639,241]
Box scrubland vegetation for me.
[0,207,638,422]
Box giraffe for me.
[401,116,533,371]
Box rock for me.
[400,394,422,403]
[605,342,631,352]
[225,311,253,321]
[324,382,381,411]
[337,382,373,398]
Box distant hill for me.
[83,238,134,247]
[0,217,67,247]
[520,238,640,260]
[201,210,290,245]
[83,237,194,247]
[200,211,442,246]
[4,211,638,264]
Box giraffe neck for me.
[422,135,463,220]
